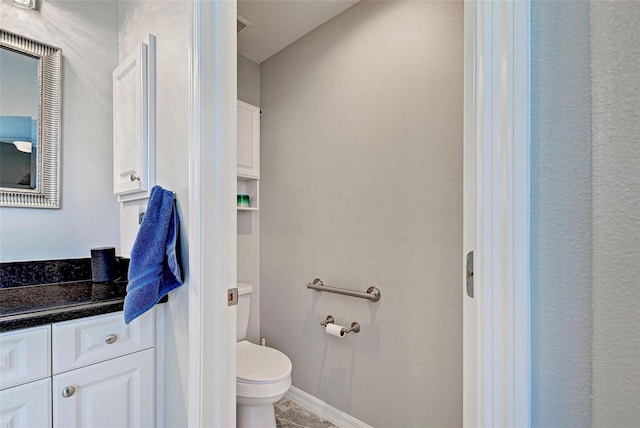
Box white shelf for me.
[237,177,259,211]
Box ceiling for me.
[237,0,360,64]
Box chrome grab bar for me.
[306,278,381,302]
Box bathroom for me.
[1,0,638,427]
[1,0,462,426]
[236,0,462,426]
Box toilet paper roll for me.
[326,323,345,337]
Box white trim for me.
[512,2,531,425]
[286,387,372,428]
[155,305,165,428]
[187,1,203,424]
[467,1,531,427]
[188,0,238,427]
[462,0,478,425]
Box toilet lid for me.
[236,340,292,383]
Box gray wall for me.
[117,1,190,426]
[237,53,261,343]
[238,54,260,107]
[531,1,640,426]
[259,1,463,426]
[590,2,640,426]
[0,0,120,262]
[530,1,593,426]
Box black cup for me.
[91,247,117,283]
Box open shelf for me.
[237,177,259,211]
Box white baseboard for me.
[286,386,371,428]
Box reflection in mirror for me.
[0,48,38,190]
[0,30,61,208]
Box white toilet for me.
[236,283,292,428]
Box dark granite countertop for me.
[0,280,129,332]
[0,257,168,332]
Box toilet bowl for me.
[236,340,292,428]
[236,283,292,428]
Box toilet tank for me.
[236,282,253,342]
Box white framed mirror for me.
[0,29,61,208]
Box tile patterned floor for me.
[275,398,338,428]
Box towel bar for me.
[306,278,381,302]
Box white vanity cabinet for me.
[0,310,157,428]
[52,310,156,428]
[0,378,52,427]
[52,348,155,427]
[0,324,50,390]
[0,325,52,427]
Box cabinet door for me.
[53,349,155,428]
[0,378,52,428]
[237,100,260,178]
[0,324,50,390]
[113,42,148,196]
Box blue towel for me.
[124,185,183,324]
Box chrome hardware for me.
[344,322,361,334]
[466,251,474,298]
[366,286,382,302]
[320,315,360,335]
[62,386,76,398]
[320,315,335,327]
[307,278,382,302]
[227,288,238,306]
[105,334,118,344]
[130,173,140,182]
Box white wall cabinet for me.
[237,100,260,212]
[112,35,156,202]
[113,42,149,197]
[237,100,260,179]
[0,310,157,428]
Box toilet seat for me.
[236,340,292,384]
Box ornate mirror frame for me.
[1,29,61,208]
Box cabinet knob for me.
[130,173,140,182]
[105,334,118,344]
[62,386,76,398]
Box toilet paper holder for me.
[320,315,361,334]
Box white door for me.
[0,378,52,428]
[53,349,155,428]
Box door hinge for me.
[466,251,474,298]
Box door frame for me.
[188,0,238,426]
[463,1,531,427]
[188,0,532,426]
